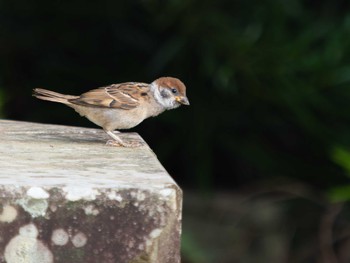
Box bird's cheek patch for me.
[160,89,170,98]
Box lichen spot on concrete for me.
[50,204,57,212]
[149,228,162,239]
[0,205,18,223]
[5,223,53,263]
[84,204,99,216]
[71,232,87,248]
[131,191,146,201]
[138,243,144,250]
[17,198,48,218]
[19,224,39,238]
[107,191,123,202]
[51,229,69,246]
[160,188,174,197]
[27,187,50,199]
[160,188,177,211]
[63,186,98,201]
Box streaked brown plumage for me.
[33,77,189,147]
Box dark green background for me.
[2,1,350,262]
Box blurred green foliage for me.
[2,0,350,262]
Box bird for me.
[33,77,189,147]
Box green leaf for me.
[331,146,350,176]
[328,185,350,202]
[181,231,210,263]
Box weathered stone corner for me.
[0,120,182,263]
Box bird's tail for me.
[33,88,78,104]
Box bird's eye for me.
[171,88,177,94]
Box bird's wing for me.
[69,82,150,110]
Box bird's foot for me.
[106,139,144,148]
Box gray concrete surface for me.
[0,120,182,263]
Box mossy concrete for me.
[0,120,182,263]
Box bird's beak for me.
[176,96,190,105]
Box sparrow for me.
[33,77,189,147]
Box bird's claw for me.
[106,140,144,148]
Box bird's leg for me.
[105,130,143,148]
[105,130,125,146]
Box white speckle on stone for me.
[51,229,69,246]
[84,205,99,216]
[160,189,173,197]
[159,188,178,211]
[5,223,53,263]
[148,210,155,217]
[128,240,135,248]
[107,191,123,202]
[27,187,49,199]
[71,232,87,248]
[138,204,146,212]
[0,205,18,223]
[49,204,57,212]
[138,244,144,250]
[130,191,146,201]
[137,192,145,201]
[19,224,39,238]
[149,228,162,239]
[63,186,98,201]
[146,239,152,248]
